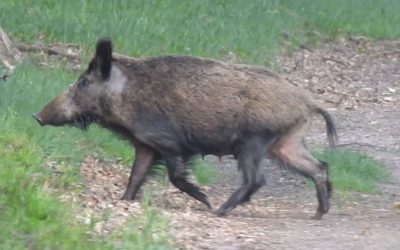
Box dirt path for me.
[65,38,400,249]
[160,108,400,250]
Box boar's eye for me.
[77,77,90,89]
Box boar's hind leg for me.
[271,122,331,220]
[216,136,268,216]
[165,155,211,209]
[121,144,156,200]
[240,173,266,204]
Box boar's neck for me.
[99,118,136,143]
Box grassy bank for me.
[1,0,400,66]
[0,128,106,249]
[317,149,389,193]
[0,126,173,249]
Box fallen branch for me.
[1,25,139,70]
[16,43,139,63]
[322,56,348,66]
[113,52,139,62]
[16,43,79,60]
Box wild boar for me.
[34,38,338,219]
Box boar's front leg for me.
[121,143,156,200]
[164,155,212,209]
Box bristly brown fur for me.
[35,38,338,219]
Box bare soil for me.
[61,37,400,249]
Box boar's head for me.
[33,38,124,130]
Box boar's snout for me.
[32,113,44,126]
[32,106,71,127]
[33,90,77,127]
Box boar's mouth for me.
[71,114,95,130]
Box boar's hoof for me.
[214,210,225,217]
[203,199,212,209]
[121,192,135,201]
[193,191,212,209]
[214,207,230,217]
[311,212,324,220]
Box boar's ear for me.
[95,38,113,79]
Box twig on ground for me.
[322,57,347,66]
[336,142,392,152]
[16,44,79,61]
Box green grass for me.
[189,158,219,185]
[0,128,98,249]
[316,149,389,193]
[112,187,174,250]
[1,0,400,66]
[148,158,218,186]
[0,127,173,249]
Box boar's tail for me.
[314,107,338,148]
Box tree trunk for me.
[0,25,23,73]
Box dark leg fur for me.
[312,161,332,219]
[165,156,211,209]
[240,174,266,204]
[320,161,332,198]
[216,137,267,216]
[122,145,156,200]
